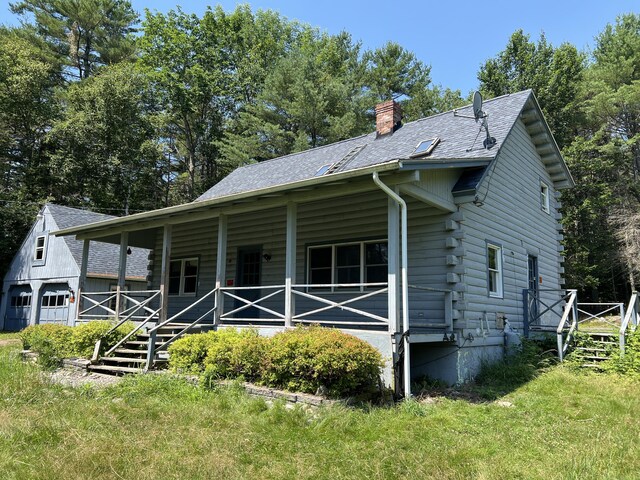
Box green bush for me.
[20,324,73,369]
[68,320,136,358]
[168,331,216,374]
[203,329,267,382]
[262,326,384,397]
[603,329,640,375]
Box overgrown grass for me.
[2,341,640,479]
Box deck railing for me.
[78,290,161,322]
[556,289,578,361]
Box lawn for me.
[1,341,639,479]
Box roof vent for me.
[375,100,402,136]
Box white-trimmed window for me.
[540,182,550,214]
[307,240,388,291]
[33,234,47,264]
[487,243,503,298]
[169,258,199,296]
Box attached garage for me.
[5,285,32,331]
[38,283,71,325]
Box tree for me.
[478,30,585,148]
[10,0,138,79]
[48,64,164,214]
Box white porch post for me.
[214,214,227,326]
[159,225,172,324]
[387,198,400,335]
[115,232,128,321]
[76,239,90,323]
[285,202,297,327]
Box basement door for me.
[38,283,70,325]
[528,255,539,321]
[5,285,32,331]
[235,246,262,319]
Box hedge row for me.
[168,326,384,398]
[21,321,135,368]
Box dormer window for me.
[33,234,48,265]
[410,137,440,158]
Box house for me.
[0,204,150,331]
[53,90,573,394]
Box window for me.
[169,258,199,296]
[540,182,550,214]
[410,137,440,157]
[307,240,388,291]
[10,295,31,308]
[33,234,47,264]
[487,243,503,298]
[41,293,68,307]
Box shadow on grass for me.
[412,338,560,403]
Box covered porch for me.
[59,167,463,394]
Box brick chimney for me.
[375,100,402,136]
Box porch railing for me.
[219,285,286,323]
[291,283,388,328]
[78,290,162,322]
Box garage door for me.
[5,285,32,331]
[38,284,70,325]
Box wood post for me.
[159,225,172,324]
[76,239,90,323]
[214,214,227,326]
[285,202,297,327]
[115,233,128,321]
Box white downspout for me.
[373,172,411,398]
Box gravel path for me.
[47,368,123,388]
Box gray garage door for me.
[5,285,32,331]
[38,284,70,325]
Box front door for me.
[528,255,539,323]
[235,246,262,319]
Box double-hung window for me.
[169,258,199,296]
[540,182,550,214]
[487,243,503,298]
[307,240,388,291]
[33,234,48,265]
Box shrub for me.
[68,320,136,358]
[202,329,267,382]
[20,324,73,369]
[168,331,216,374]
[603,329,640,375]
[262,326,384,397]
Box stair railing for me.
[145,287,219,370]
[90,290,162,362]
[556,289,578,361]
[620,291,639,355]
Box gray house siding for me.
[459,119,562,335]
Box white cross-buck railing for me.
[78,290,162,322]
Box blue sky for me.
[1,0,638,93]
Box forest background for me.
[1,1,639,301]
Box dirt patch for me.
[0,338,20,347]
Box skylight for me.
[315,164,333,176]
[410,137,440,157]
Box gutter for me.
[372,171,411,399]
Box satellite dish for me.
[472,91,484,122]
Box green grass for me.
[1,342,640,479]
[0,331,21,341]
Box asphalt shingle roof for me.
[197,90,533,201]
[47,204,149,279]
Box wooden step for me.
[575,347,608,352]
[573,355,610,361]
[113,348,148,356]
[101,356,148,364]
[87,364,143,374]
